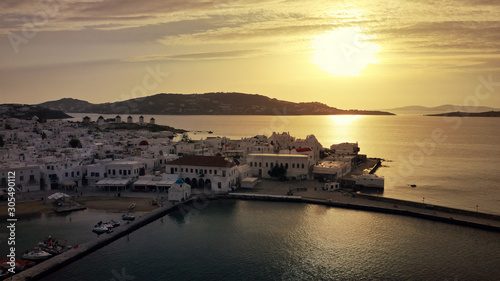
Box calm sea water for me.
[32,200,499,281]
[69,114,500,215]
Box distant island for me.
[385,105,500,115]
[426,111,500,117]
[38,92,394,116]
[0,104,72,120]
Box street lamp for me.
[476,204,479,213]
[422,197,425,204]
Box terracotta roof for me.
[165,155,235,168]
[295,147,312,152]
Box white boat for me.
[128,202,136,210]
[22,247,52,261]
[92,222,112,234]
[122,213,135,221]
[109,219,120,227]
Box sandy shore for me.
[0,196,159,218]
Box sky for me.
[1,0,500,110]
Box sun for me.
[311,27,380,76]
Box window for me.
[302,164,304,169]
[181,168,183,172]
[65,173,68,177]
[285,163,288,169]
[119,170,122,175]
[128,170,131,175]
[265,162,268,168]
[214,170,217,175]
[191,169,193,173]
[175,168,178,172]
[96,173,100,177]
[250,162,253,167]
[222,171,226,177]
[259,162,261,167]
[204,169,207,174]
[209,170,212,174]
[20,176,24,181]
[196,169,198,173]
[292,163,295,168]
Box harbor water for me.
[34,199,500,281]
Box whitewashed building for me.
[168,178,191,202]
[0,164,41,192]
[164,155,238,193]
[246,153,309,179]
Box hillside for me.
[0,104,72,120]
[38,93,394,116]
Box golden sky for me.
[1,0,500,110]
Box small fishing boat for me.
[38,236,72,255]
[0,258,35,272]
[122,213,135,221]
[128,202,136,210]
[92,221,112,234]
[22,247,52,261]
[108,219,120,227]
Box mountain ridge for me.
[38,92,394,116]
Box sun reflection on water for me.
[329,115,362,126]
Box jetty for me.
[11,198,194,281]
[222,190,500,233]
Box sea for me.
[3,113,498,281]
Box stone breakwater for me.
[223,193,500,233]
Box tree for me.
[68,138,82,148]
[268,164,287,179]
[181,132,191,142]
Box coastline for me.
[0,196,159,219]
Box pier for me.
[223,190,500,233]
[11,198,194,281]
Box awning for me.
[47,192,70,200]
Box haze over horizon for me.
[1,0,500,110]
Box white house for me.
[246,153,309,179]
[168,178,191,202]
[0,164,41,192]
[164,155,239,193]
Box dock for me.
[11,198,194,281]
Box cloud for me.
[126,49,262,62]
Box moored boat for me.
[38,236,72,255]
[0,258,35,272]
[122,213,135,221]
[92,221,112,234]
[128,202,136,210]
[21,247,52,261]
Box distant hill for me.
[0,104,72,120]
[426,111,500,117]
[386,105,499,115]
[38,93,394,116]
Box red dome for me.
[139,140,150,146]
